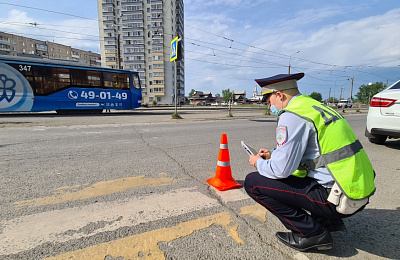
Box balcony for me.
[0,39,10,45]
[0,45,10,52]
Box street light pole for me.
[288,51,300,74]
[350,76,354,100]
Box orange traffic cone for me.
[207,134,242,191]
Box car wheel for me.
[368,134,387,144]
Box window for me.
[153,64,164,69]
[71,69,102,87]
[390,81,400,89]
[154,80,164,85]
[103,72,130,90]
[33,66,70,95]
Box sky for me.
[1,0,399,100]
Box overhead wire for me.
[0,2,98,21]
[1,1,395,84]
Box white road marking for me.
[0,188,219,255]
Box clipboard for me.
[241,141,257,156]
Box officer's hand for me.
[249,155,260,169]
[257,149,271,159]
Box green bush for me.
[171,112,182,119]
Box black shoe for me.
[276,230,333,252]
[318,218,347,232]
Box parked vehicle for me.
[337,99,353,108]
[365,80,400,144]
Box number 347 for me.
[19,65,31,72]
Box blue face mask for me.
[270,105,281,116]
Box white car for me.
[365,80,400,144]
[337,99,353,108]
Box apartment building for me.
[97,0,185,104]
[0,31,101,67]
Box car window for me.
[389,81,400,89]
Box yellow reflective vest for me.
[282,95,375,200]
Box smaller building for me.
[189,90,250,105]
[233,91,246,104]
[188,91,215,105]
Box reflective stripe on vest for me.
[283,95,375,199]
[302,139,363,171]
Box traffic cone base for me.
[206,171,242,191]
[207,134,242,191]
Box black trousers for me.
[244,172,349,238]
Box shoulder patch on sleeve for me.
[276,125,287,146]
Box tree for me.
[222,89,233,103]
[309,92,322,102]
[215,93,221,98]
[356,82,386,104]
[188,89,195,98]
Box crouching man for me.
[244,73,375,251]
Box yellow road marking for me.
[240,204,267,223]
[44,211,245,260]
[14,174,175,209]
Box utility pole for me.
[117,34,121,69]
[340,87,343,100]
[288,51,300,74]
[350,76,354,100]
[328,87,331,104]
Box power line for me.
[0,20,98,30]
[1,1,394,85]
[185,57,281,69]
[0,22,99,38]
[0,2,98,21]
[1,31,100,42]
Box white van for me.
[337,99,353,108]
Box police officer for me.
[244,73,375,252]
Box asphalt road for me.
[0,107,399,260]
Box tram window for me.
[132,74,140,89]
[34,66,70,95]
[103,72,116,88]
[116,73,130,90]
[103,72,130,90]
[71,69,101,87]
